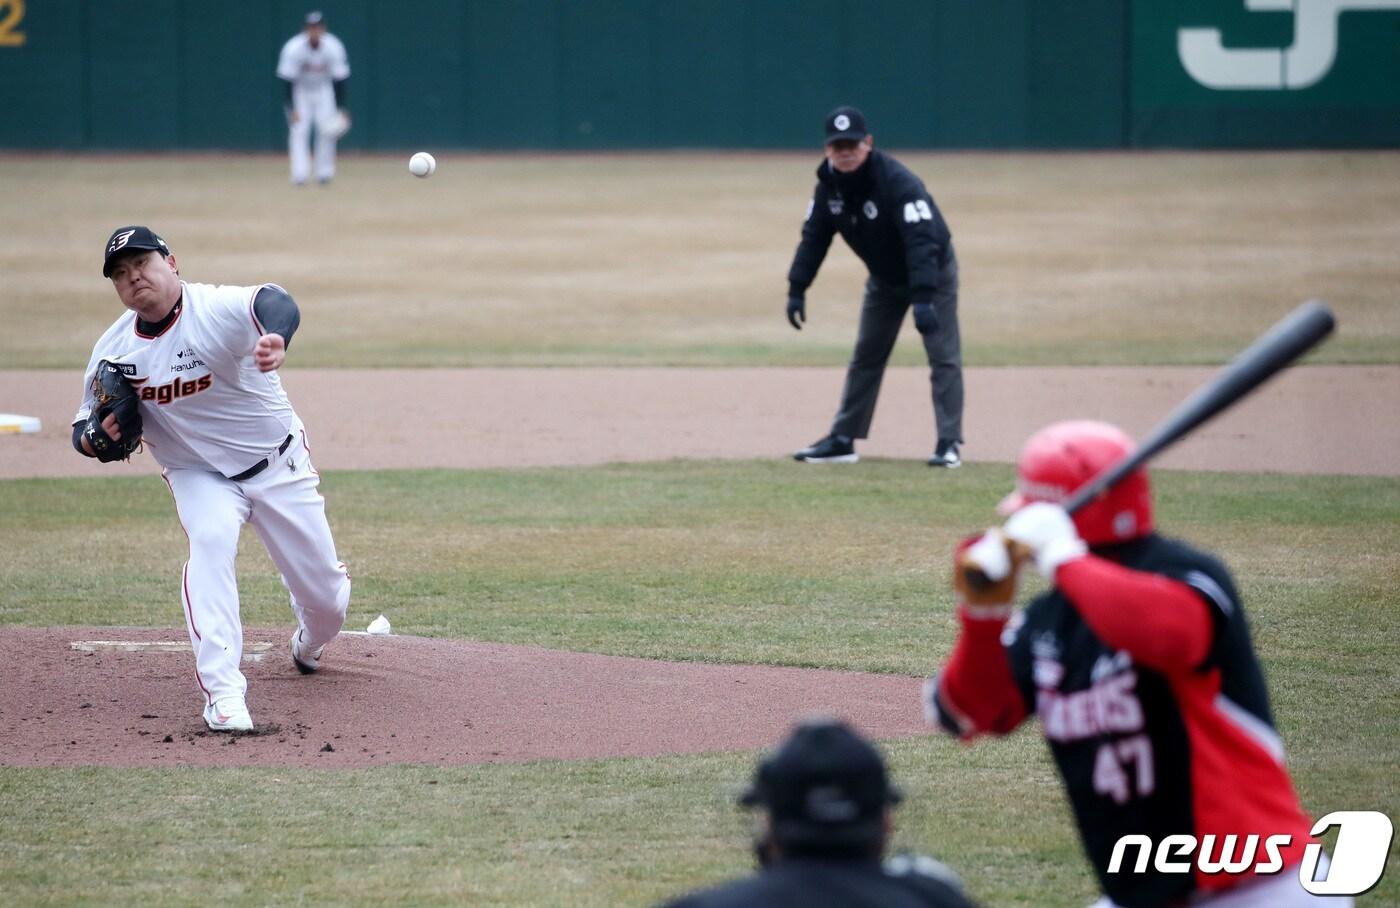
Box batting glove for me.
[786,295,806,330]
[1003,502,1088,579]
[953,530,1020,618]
[912,302,938,335]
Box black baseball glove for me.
[912,302,939,336]
[83,360,143,462]
[786,294,806,330]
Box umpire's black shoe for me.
[928,439,962,468]
[794,434,859,463]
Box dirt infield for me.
[2,364,1394,768]
[0,626,925,768]
[3,365,1397,479]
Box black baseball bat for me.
[963,300,1336,591]
[1062,299,1336,514]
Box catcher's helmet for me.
[741,716,900,854]
[999,420,1153,545]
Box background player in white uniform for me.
[277,11,350,186]
[73,226,351,733]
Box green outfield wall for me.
[2,0,1397,150]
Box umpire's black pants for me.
[829,255,963,444]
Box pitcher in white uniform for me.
[277,11,351,185]
[73,226,351,733]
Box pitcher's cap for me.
[102,226,170,277]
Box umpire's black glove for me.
[786,295,806,330]
[912,302,938,336]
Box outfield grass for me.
[3,152,1398,369]
[1,462,1397,906]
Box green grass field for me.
[2,462,1397,906]
[2,152,1398,369]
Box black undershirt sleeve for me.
[253,285,301,347]
[282,78,293,107]
[333,78,346,108]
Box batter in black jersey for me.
[926,421,1337,908]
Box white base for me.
[0,414,41,434]
[70,640,276,663]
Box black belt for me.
[229,434,293,482]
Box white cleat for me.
[290,628,325,675]
[928,440,962,469]
[203,696,253,733]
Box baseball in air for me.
[409,152,436,178]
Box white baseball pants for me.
[163,430,349,709]
[288,85,340,184]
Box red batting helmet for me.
[998,420,1153,545]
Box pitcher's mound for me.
[0,626,929,768]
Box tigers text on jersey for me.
[75,282,297,478]
[276,32,350,95]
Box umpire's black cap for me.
[741,716,901,850]
[824,106,869,143]
[102,226,170,277]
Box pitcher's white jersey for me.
[276,32,349,97]
[75,282,297,478]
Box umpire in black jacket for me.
[655,717,979,908]
[788,107,964,468]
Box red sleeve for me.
[934,607,1028,738]
[1054,555,1212,673]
